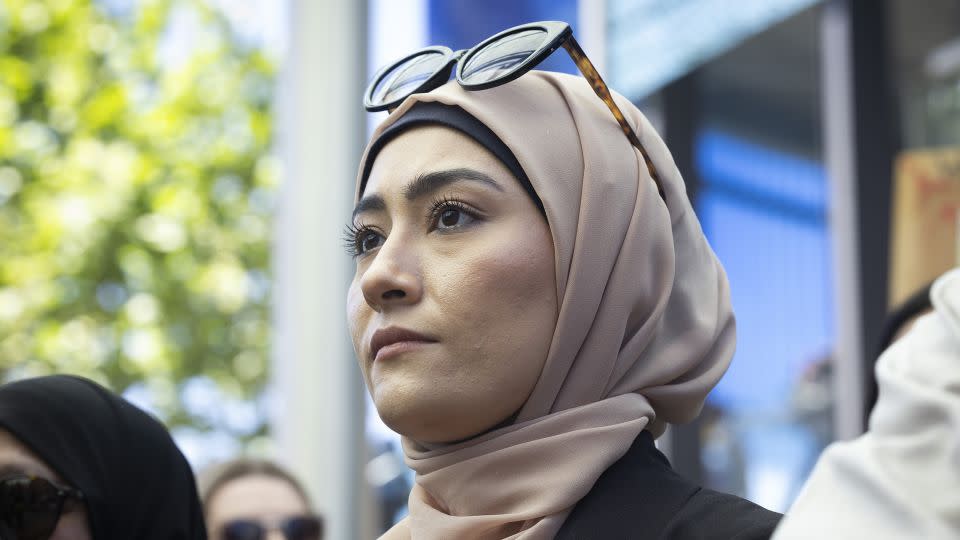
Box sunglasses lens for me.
[460,29,549,85]
[370,51,449,108]
[221,520,264,540]
[283,516,322,540]
[0,477,62,540]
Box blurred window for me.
[690,7,834,512]
[607,0,824,99]
[889,0,960,148]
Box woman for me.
[200,458,323,540]
[347,21,780,539]
[0,375,205,539]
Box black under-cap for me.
[358,101,545,215]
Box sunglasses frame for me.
[0,475,85,540]
[219,515,323,540]
[364,21,664,199]
[364,45,460,112]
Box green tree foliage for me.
[0,0,277,444]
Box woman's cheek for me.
[434,233,556,339]
[346,282,365,338]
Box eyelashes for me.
[343,195,481,258]
[425,195,473,228]
[342,221,382,258]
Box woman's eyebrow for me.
[352,194,386,219]
[352,168,503,218]
[404,168,504,201]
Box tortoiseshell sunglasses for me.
[364,20,665,199]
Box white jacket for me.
[773,268,960,539]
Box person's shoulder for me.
[556,430,781,539]
[662,487,781,540]
[556,431,781,539]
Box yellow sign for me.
[889,148,960,306]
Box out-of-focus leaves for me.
[0,0,276,444]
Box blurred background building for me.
[2,0,960,538]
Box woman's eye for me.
[342,222,385,258]
[359,231,384,253]
[435,205,475,230]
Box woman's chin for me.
[375,398,500,444]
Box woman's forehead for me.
[0,427,61,481]
[365,126,514,195]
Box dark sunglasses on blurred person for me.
[0,475,85,540]
[365,20,665,200]
[219,515,323,540]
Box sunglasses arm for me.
[561,37,666,200]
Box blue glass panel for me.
[608,0,824,99]
[695,130,834,510]
[696,130,833,409]
[697,129,827,223]
[700,190,834,409]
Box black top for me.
[0,375,206,539]
[556,430,781,540]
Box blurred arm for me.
[773,268,960,539]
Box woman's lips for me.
[374,340,433,362]
[369,326,438,362]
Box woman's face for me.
[347,125,559,443]
[0,428,92,540]
[206,475,311,540]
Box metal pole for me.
[272,1,369,538]
[821,0,864,440]
[578,0,607,75]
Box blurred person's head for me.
[0,428,89,540]
[200,459,322,540]
[0,374,205,539]
[878,283,935,351]
[864,282,936,420]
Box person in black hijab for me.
[0,374,206,539]
[862,282,935,428]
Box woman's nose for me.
[358,236,423,310]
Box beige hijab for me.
[357,71,735,539]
